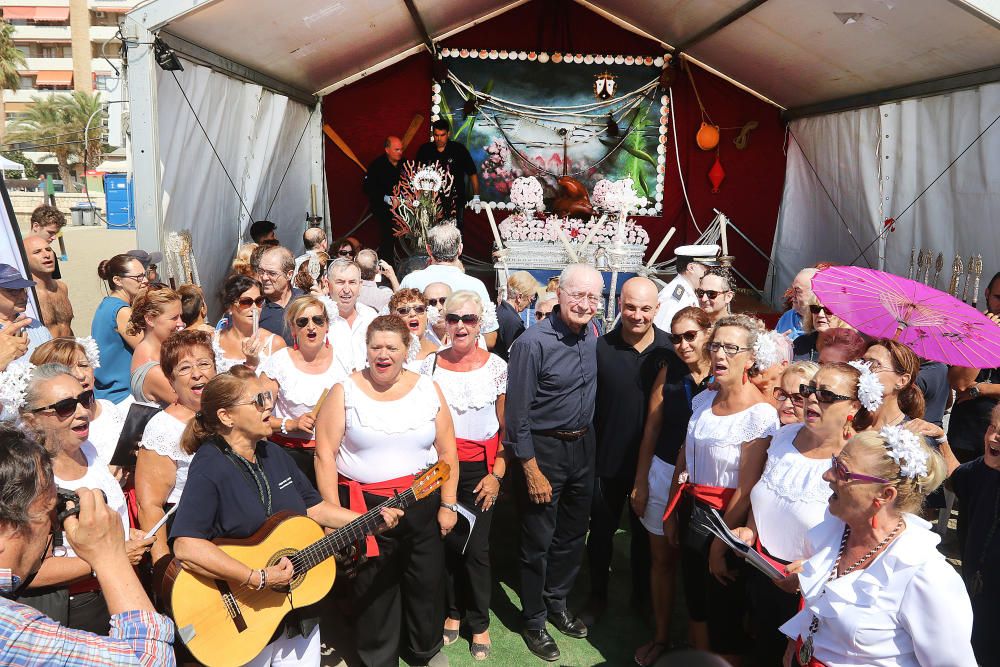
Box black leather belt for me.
[533,427,589,441]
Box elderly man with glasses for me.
[505,263,604,661]
[256,246,303,347]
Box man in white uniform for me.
[652,244,720,331]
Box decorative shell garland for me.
[848,359,885,412]
[879,425,929,479]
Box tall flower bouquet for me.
[391,161,455,253]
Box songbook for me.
[690,507,787,580]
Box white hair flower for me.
[848,359,884,412]
[426,304,441,327]
[76,336,100,369]
[752,331,783,371]
[0,362,35,415]
[879,425,929,479]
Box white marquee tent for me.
[124,0,1000,305]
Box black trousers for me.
[340,488,445,667]
[375,212,395,261]
[518,431,595,630]
[749,566,799,667]
[444,460,496,634]
[586,475,651,601]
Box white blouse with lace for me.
[780,514,975,667]
[139,411,193,505]
[685,389,779,488]
[749,423,833,562]
[89,398,126,462]
[212,329,277,373]
[336,373,440,484]
[258,348,347,440]
[55,441,129,558]
[420,353,507,441]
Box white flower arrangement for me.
[0,362,35,414]
[848,359,885,412]
[594,178,648,215]
[591,179,616,210]
[76,336,100,369]
[410,166,445,193]
[753,331,785,371]
[509,176,544,211]
[879,425,929,479]
[497,213,650,246]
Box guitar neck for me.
[292,489,416,572]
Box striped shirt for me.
[0,569,175,666]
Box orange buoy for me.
[696,122,720,151]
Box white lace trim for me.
[689,390,779,447]
[213,329,274,373]
[259,348,345,409]
[138,412,192,463]
[420,354,507,412]
[758,424,832,504]
[344,374,440,434]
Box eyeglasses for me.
[174,359,214,377]
[695,289,728,300]
[707,341,750,356]
[535,311,550,321]
[120,273,149,283]
[426,297,447,308]
[395,305,426,316]
[232,391,274,412]
[862,358,902,374]
[565,291,601,306]
[809,304,829,315]
[669,330,701,345]
[830,454,890,485]
[294,315,327,328]
[237,296,266,309]
[257,268,285,280]
[445,313,480,326]
[800,383,854,404]
[773,387,805,406]
[30,390,95,419]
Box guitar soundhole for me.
[267,548,305,592]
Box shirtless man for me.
[24,234,73,336]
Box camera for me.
[55,488,107,529]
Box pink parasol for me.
[811,266,1000,368]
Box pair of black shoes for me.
[522,611,588,662]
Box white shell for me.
[538,52,550,63]
[431,104,440,114]
[431,94,441,104]
[654,192,663,202]
[430,114,440,122]
[660,95,668,105]
[440,48,450,57]
[584,54,594,64]
[595,55,605,64]
[518,51,528,60]
[489,50,498,59]
[625,55,635,65]
[499,50,508,58]
[657,144,666,155]
[658,125,667,135]
[655,202,663,211]
[469,50,479,58]
[654,56,664,67]
[573,54,583,63]
[614,55,625,64]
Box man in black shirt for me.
[363,136,403,259]
[585,277,671,625]
[505,263,603,661]
[415,119,479,228]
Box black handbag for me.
[110,402,162,468]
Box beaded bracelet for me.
[257,568,267,591]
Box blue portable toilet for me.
[103,173,134,229]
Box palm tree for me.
[58,90,106,172]
[6,96,76,189]
[0,19,27,143]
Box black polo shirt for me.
[259,287,304,347]
[363,154,402,223]
[594,324,673,480]
[170,437,321,545]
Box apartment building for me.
[0,0,135,170]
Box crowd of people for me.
[0,200,996,667]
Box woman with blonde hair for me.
[780,428,974,666]
[129,286,185,406]
[231,242,258,278]
[774,361,820,425]
[495,271,539,361]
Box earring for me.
[324,338,330,349]
[871,500,881,529]
[742,370,748,384]
[293,341,299,351]
[846,414,854,422]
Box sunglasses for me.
[695,289,727,300]
[426,298,447,308]
[294,315,327,328]
[445,313,480,326]
[773,387,805,406]
[395,305,426,316]
[831,454,890,484]
[535,311,550,321]
[30,390,95,419]
[809,304,830,315]
[337,249,355,257]
[232,391,274,412]
[800,383,853,404]
[669,330,701,345]
[237,296,266,309]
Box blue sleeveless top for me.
[92,296,133,403]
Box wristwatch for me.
[969,383,982,399]
[440,502,459,513]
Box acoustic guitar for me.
[162,462,450,667]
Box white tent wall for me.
[769,80,1000,300]
[155,58,313,316]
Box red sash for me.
[793,637,828,666]
[339,474,415,557]
[456,434,500,472]
[271,433,316,450]
[661,482,735,522]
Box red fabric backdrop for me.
[322,1,786,290]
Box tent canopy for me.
[0,156,26,172]
[144,0,1000,114]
